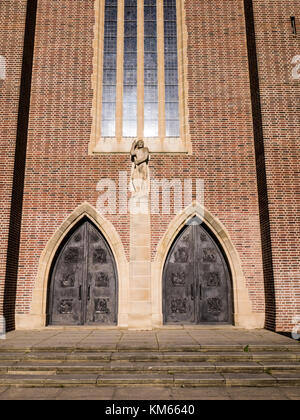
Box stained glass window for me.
[123,0,137,137]
[144,0,158,137]
[164,0,179,137]
[101,0,118,137]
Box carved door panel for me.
[85,222,117,325]
[194,224,232,324]
[48,220,117,326]
[48,224,85,325]
[163,225,196,324]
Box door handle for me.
[191,284,194,301]
[87,285,91,301]
[199,284,202,300]
[79,285,82,301]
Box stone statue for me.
[130,139,150,196]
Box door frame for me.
[152,202,265,329]
[18,202,129,329]
[47,218,119,326]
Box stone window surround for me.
[89,0,192,154]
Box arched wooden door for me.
[48,219,118,326]
[163,219,233,325]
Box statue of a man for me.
[130,139,150,195]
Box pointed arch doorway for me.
[163,218,233,325]
[47,218,118,326]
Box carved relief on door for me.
[163,219,233,325]
[48,219,117,326]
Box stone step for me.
[0,372,299,388]
[246,345,300,353]
[0,374,98,386]
[0,344,299,353]
[0,360,299,376]
[195,345,300,353]
[0,350,299,363]
[108,351,300,363]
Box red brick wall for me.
[15,0,267,322]
[253,0,300,331]
[0,1,27,322]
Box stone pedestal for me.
[128,194,152,329]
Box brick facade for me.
[1,0,299,332]
[252,0,300,331]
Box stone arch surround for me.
[16,202,129,329]
[16,201,264,330]
[151,202,265,329]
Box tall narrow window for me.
[164,0,180,137]
[144,0,158,137]
[123,0,137,137]
[92,0,191,153]
[101,0,118,137]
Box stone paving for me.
[0,326,298,350]
[0,327,299,400]
[0,385,299,400]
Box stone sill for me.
[88,137,192,154]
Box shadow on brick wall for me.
[244,0,276,331]
[3,0,38,331]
